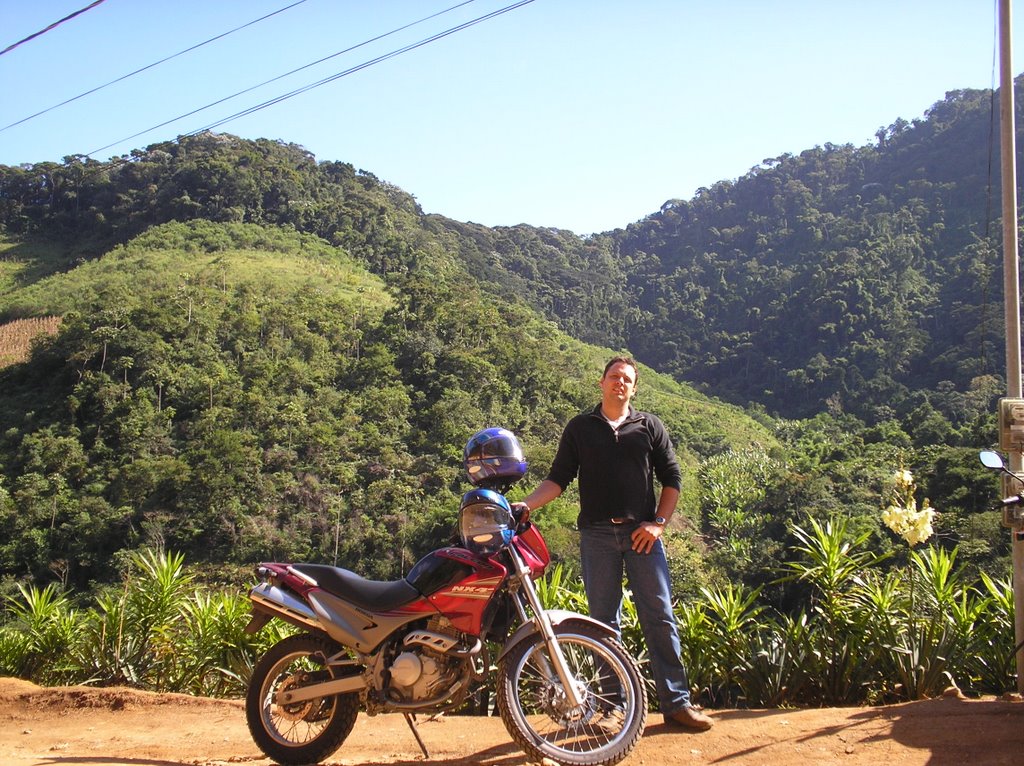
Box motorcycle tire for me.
[496,620,647,766]
[245,633,360,766]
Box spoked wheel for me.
[496,621,647,766]
[245,633,360,766]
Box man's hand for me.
[631,521,663,554]
[509,501,531,524]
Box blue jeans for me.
[579,523,692,713]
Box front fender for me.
[497,609,618,662]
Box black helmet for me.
[459,488,515,556]
[464,427,528,490]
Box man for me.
[512,355,713,731]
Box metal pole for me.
[998,0,1024,696]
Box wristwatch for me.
[654,516,667,526]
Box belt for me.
[585,517,635,529]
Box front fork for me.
[508,547,586,709]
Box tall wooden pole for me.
[999,0,1024,697]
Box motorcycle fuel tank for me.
[407,547,507,636]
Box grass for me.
[0,224,393,322]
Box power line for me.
[1,1,310,133]
[83,0,480,156]
[184,0,536,139]
[0,1,108,57]
[84,0,511,158]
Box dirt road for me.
[2,677,1021,765]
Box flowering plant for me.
[881,468,936,546]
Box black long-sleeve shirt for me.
[545,404,682,528]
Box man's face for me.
[600,362,637,404]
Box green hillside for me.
[0,219,773,592]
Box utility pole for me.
[998,0,1024,697]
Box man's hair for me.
[603,355,639,381]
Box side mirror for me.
[980,450,1006,470]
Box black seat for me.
[290,564,421,611]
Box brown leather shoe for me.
[663,705,714,730]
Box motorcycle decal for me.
[443,575,504,599]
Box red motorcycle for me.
[243,428,647,766]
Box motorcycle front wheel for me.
[496,621,647,766]
[245,633,360,766]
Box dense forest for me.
[0,77,1020,605]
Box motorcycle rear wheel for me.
[245,633,360,766]
[496,621,647,766]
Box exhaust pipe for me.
[249,582,321,631]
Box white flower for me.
[882,495,935,547]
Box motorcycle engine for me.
[385,618,471,703]
[389,649,450,700]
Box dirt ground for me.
[1,677,1022,766]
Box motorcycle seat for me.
[291,564,421,610]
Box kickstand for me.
[403,712,430,758]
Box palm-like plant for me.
[1,538,1015,705]
[0,583,83,684]
[736,611,813,707]
[76,548,193,687]
[166,589,257,696]
[698,582,764,704]
[777,516,885,704]
[960,573,1016,694]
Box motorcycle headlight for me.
[459,488,514,556]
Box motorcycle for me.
[242,428,647,766]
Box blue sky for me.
[0,1,1018,234]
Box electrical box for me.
[998,398,1024,451]
[1003,474,1024,529]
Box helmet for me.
[459,488,515,556]
[464,427,528,490]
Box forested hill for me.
[614,81,1007,423]
[426,78,1022,425]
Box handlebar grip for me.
[510,502,531,525]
